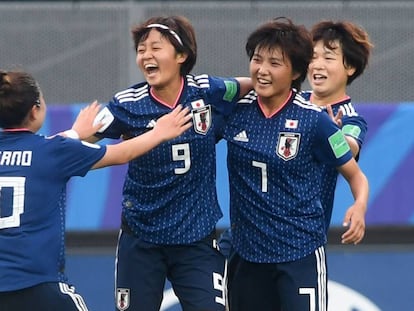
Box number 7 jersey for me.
[222,91,353,263]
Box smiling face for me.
[307,40,356,105]
[136,28,187,91]
[249,45,299,108]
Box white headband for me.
[146,23,183,46]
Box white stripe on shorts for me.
[59,282,89,311]
[315,246,327,311]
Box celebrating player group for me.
[0,13,371,311]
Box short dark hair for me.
[0,69,41,128]
[310,20,374,85]
[245,17,313,91]
[131,15,197,76]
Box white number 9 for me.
[172,143,191,175]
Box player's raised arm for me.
[91,105,192,169]
[56,100,103,140]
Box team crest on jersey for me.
[192,105,211,135]
[276,132,301,160]
[116,288,130,310]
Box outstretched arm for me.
[57,100,103,141]
[92,105,192,169]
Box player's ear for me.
[292,71,301,81]
[176,52,188,64]
[345,65,356,77]
[28,103,40,121]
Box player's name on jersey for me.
[0,151,32,166]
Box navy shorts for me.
[115,229,226,311]
[228,246,327,311]
[0,282,88,311]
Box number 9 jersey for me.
[95,74,240,245]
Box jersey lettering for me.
[0,151,32,166]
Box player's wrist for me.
[63,129,80,140]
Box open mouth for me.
[313,73,327,81]
[144,63,159,75]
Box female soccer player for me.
[0,69,191,311]
[87,15,251,311]
[303,20,373,234]
[222,18,369,311]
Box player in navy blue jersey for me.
[222,18,369,311]
[0,69,191,311]
[302,20,373,234]
[218,20,373,254]
[85,15,252,311]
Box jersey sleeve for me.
[206,76,240,116]
[94,98,132,140]
[48,136,106,178]
[313,112,353,167]
[341,114,367,148]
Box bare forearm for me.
[92,130,164,169]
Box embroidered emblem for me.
[276,132,300,160]
[116,288,130,310]
[192,105,211,135]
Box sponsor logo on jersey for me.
[146,119,157,128]
[276,132,300,160]
[116,288,130,311]
[192,105,211,135]
[233,130,249,142]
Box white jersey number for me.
[299,287,316,311]
[213,272,225,306]
[252,160,268,193]
[172,143,191,175]
[0,177,25,229]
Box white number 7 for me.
[252,160,268,192]
[299,287,316,311]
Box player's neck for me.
[310,92,349,107]
[150,77,184,108]
[2,127,32,132]
[258,90,292,118]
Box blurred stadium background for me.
[2,1,414,310]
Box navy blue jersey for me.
[96,74,240,244]
[223,91,353,263]
[0,131,106,291]
[301,91,368,230]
